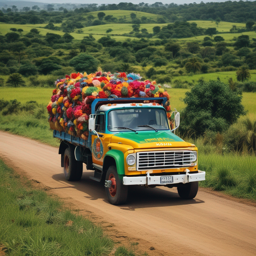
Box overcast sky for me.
[5,0,250,4]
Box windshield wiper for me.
[114,127,137,133]
[138,125,158,132]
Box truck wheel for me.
[177,182,198,199]
[63,147,83,181]
[105,166,128,205]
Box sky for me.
[4,0,249,4]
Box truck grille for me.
[137,151,196,171]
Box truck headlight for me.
[191,151,197,162]
[126,154,136,166]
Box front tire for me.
[63,147,83,181]
[177,182,198,199]
[105,166,128,205]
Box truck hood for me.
[111,131,194,149]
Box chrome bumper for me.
[123,170,205,186]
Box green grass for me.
[0,159,114,255]
[81,23,166,36]
[85,10,162,23]
[172,70,256,86]
[0,87,53,104]
[178,31,256,43]
[198,152,256,201]
[188,20,245,33]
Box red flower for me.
[71,73,79,79]
[65,75,70,80]
[99,91,108,98]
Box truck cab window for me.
[95,113,105,133]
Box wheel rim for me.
[108,173,117,197]
[64,155,69,174]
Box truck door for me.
[92,112,107,166]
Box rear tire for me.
[63,147,83,181]
[177,182,198,199]
[105,166,128,205]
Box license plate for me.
[160,176,173,184]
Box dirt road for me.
[0,131,256,256]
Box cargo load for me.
[47,71,172,141]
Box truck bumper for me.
[123,170,205,186]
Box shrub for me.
[69,53,99,73]
[180,80,246,137]
[18,64,38,77]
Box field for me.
[188,20,245,32]
[178,31,256,43]
[84,10,163,23]
[1,84,255,114]
[81,23,166,36]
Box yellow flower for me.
[122,82,129,87]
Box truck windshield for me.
[108,108,169,132]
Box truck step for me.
[89,176,102,182]
[89,170,103,183]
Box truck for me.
[54,97,205,205]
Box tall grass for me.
[199,153,256,200]
[0,159,114,255]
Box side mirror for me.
[89,114,96,131]
[175,112,180,129]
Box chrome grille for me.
[137,151,195,171]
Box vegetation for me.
[0,159,115,255]
[180,80,246,137]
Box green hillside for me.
[85,10,163,22]
[188,20,245,32]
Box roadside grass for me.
[188,20,245,33]
[0,159,114,255]
[198,152,256,201]
[0,108,59,147]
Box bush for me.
[0,66,10,75]
[69,53,99,73]
[18,64,38,77]
[180,80,246,137]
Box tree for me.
[146,67,156,78]
[97,12,105,20]
[215,17,221,26]
[245,52,256,69]
[236,65,251,82]
[63,33,74,43]
[69,53,99,73]
[185,58,201,73]
[234,35,250,49]
[205,27,217,37]
[18,64,38,77]
[153,26,161,34]
[9,42,26,53]
[165,43,180,58]
[6,73,26,87]
[30,28,39,34]
[130,13,136,20]
[17,29,23,34]
[10,28,17,32]
[222,53,236,66]
[5,32,19,43]
[187,41,200,53]
[23,7,30,12]
[237,47,250,58]
[38,59,61,75]
[246,20,255,30]
[180,80,245,137]
[214,36,224,42]
[132,24,140,32]
[79,44,86,52]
